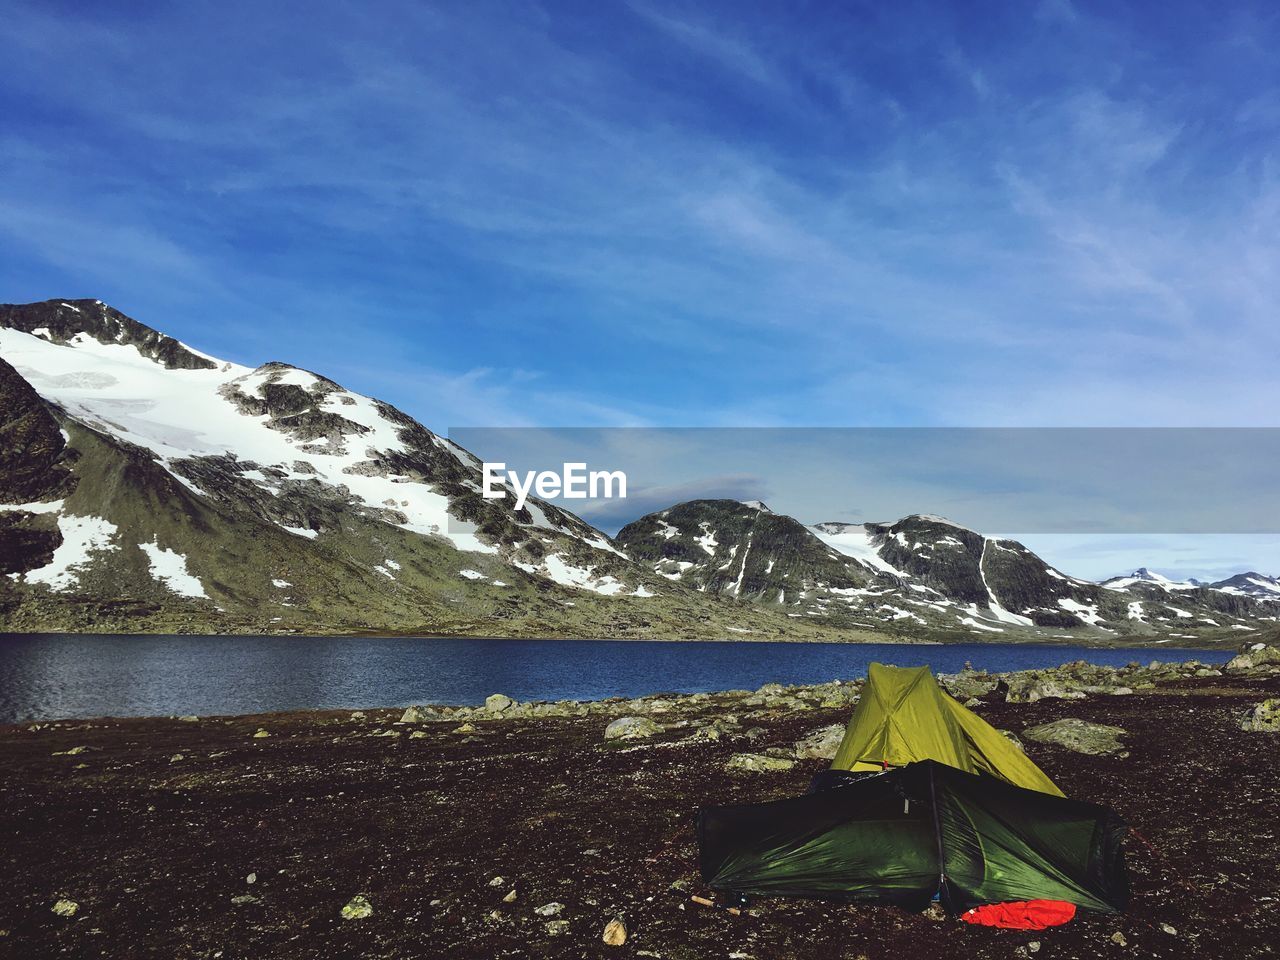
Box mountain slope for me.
[0,299,817,639]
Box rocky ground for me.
[2,646,1279,959]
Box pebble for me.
[544,919,570,936]
[503,889,517,903]
[488,876,505,887]
[1110,931,1128,946]
[603,917,627,946]
[535,902,565,917]
[51,899,78,918]
[252,729,270,739]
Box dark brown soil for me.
[2,676,1278,960]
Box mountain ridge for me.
[3,298,1277,643]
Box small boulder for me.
[1022,719,1126,755]
[51,899,78,918]
[1240,699,1280,732]
[453,722,476,734]
[252,729,270,739]
[485,693,514,713]
[545,919,570,936]
[726,753,795,773]
[793,724,846,760]
[400,706,425,723]
[535,902,565,917]
[604,716,662,741]
[340,895,373,920]
[603,917,627,946]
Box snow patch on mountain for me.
[811,523,903,576]
[140,541,208,599]
[16,514,119,591]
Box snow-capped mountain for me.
[4,298,1278,642]
[1209,572,1280,599]
[1101,568,1202,590]
[619,502,1280,638]
[0,299,791,639]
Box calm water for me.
[0,634,1227,723]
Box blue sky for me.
[3,0,1278,577]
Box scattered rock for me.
[1226,642,1280,671]
[409,730,428,739]
[178,715,199,722]
[726,753,795,773]
[940,673,998,700]
[252,729,270,739]
[1240,699,1280,732]
[503,889,517,903]
[246,873,256,884]
[231,894,259,905]
[340,895,373,920]
[1002,678,1085,704]
[923,902,946,921]
[400,706,425,723]
[51,899,78,918]
[535,902,565,917]
[169,753,184,763]
[1160,922,1178,935]
[453,723,476,734]
[488,876,505,887]
[1110,930,1128,946]
[603,917,627,946]
[1022,718,1126,755]
[544,919,570,936]
[604,716,663,741]
[52,746,86,756]
[793,724,845,760]
[485,693,514,713]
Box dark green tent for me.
[698,760,1128,914]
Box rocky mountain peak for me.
[0,299,217,371]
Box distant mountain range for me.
[617,501,1278,638]
[2,298,1277,643]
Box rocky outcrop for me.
[1022,719,1127,755]
[1240,699,1280,733]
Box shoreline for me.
[0,637,1243,725]
[0,626,1240,650]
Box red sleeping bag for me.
[960,900,1077,930]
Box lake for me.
[0,634,1228,723]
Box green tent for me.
[698,759,1128,913]
[831,663,1064,797]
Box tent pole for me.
[928,763,948,905]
